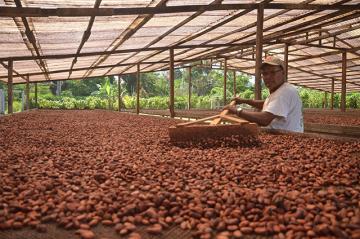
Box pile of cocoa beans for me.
[0,110,359,239]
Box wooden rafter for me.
[68,0,102,79]
[142,1,356,71]
[0,43,250,62]
[106,0,228,76]
[0,3,358,18]
[11,0,50,81]
[82,0,168,78]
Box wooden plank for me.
[255,3,264,101]
[304,123,360,138]
[169,48,175,118]
[8,60,13,114]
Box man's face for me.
[261,65,285,92]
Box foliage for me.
[2,73,360,114]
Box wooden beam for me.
[341,51,346,112]
[200,9,360,61]
[68,0,102,79]
[331,78,335,110]
[136,64,140,115]
[255,4,264,100]
[84,0,168,79]
[0,62,27,81]
[188,66,191,110]
[282,21,360,48]
[224,58,227,106]
[104,0,224,76]
[202,2,356,60]
[13,0,50,81]
[289,46,360,63]
[284,43,288,82]
[0,43,250,62]
[0,3,356,17]
[138,0,282,72]
[26,74,30,110]
[118,75,121,112]
[233,70,236,97]
[324,91,328,108]
[7,60,13,114]
[169,48,175,118]
[34,82,38,108]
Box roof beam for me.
[197,8,359,61]
[288,65,360,88]
[104,0,236,76]
[0,62,27,81]
[82,0,168,78]
[12,0,50,81]
[139,0,299,71]
[0,55,231,80]
[0,43,251,62]
[0,3,358,17]
[68,0,102,79]
[143,1,355,71]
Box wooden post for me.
[255,4,264,100]
[223,58,227,106]
[284,44,289,82]
[8,60,13,114]
[118,75,121,112]
[233,70,236,98]
[324,91,328,108]
[331,78,334,110]
[340,51,346,112]
[26,74,30,110]
[169,48,175,118]
[35,82,38,108]
[136,64,140,114]
[188,66,191,110]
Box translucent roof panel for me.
[0,1,358,92]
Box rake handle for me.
[210,100,236,125]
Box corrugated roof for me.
[0,0,359,92]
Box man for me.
[225,55,304,133]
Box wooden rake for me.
[168,101,259,142]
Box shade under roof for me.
[0,0,359,93]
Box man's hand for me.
[223,104,237,115]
